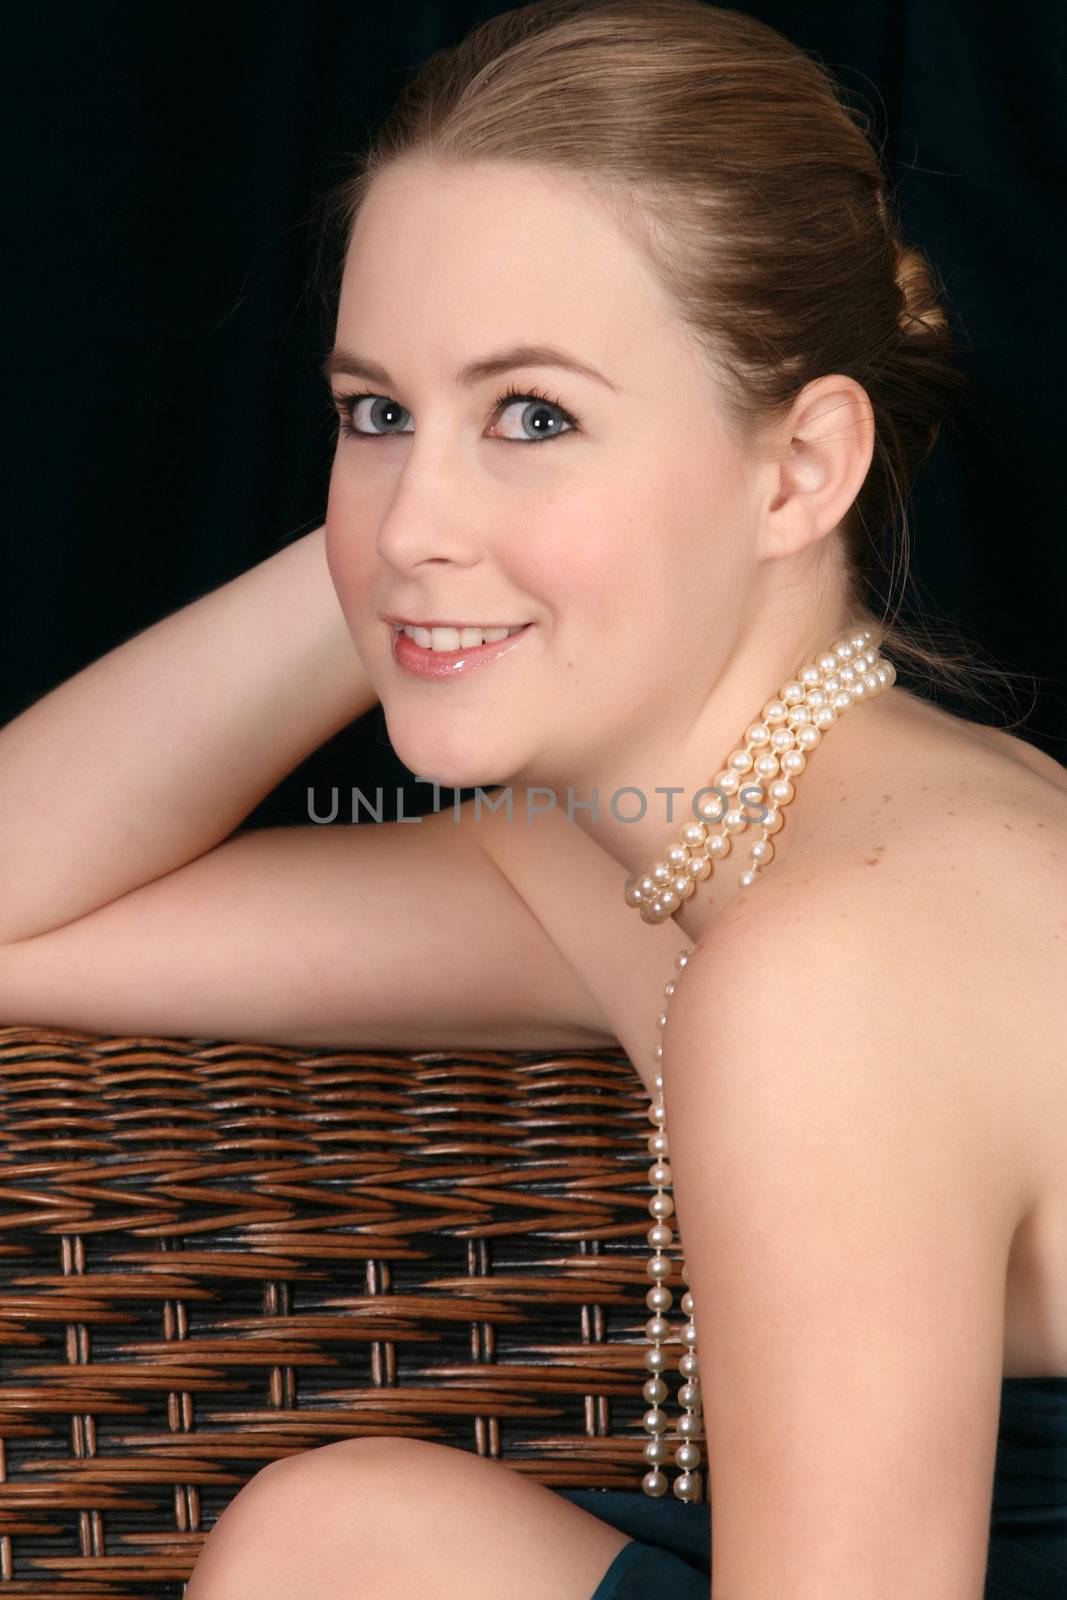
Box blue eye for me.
[332,383,580,444]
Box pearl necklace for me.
[631,625,895,1500]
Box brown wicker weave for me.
[0,1023,678,1598]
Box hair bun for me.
[893,241,948,336]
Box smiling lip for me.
[383,615,529,629]
[391,621,534,679]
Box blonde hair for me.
[316,0,1034,721]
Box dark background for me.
[2,0,1064,831]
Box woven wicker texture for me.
[0,1024,677,1597]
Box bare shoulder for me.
[754,688,1067,959]
[669,691,1067,1222]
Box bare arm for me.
[0,524,374,946]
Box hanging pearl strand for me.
[642,944,700,1500]
[634,625,895,1501]
[624,629,895,925]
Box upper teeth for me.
[399,624,526,651]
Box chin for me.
[383,712,516,795]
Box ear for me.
[754,374,875,562]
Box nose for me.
[375,445,485,574]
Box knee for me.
[184,1436,421,1599]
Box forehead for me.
[337,158,699,388]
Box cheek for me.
[324,470,380,615]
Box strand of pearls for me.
[624,628,895,924]
[634,625,895,1501]
[642,943,700,1499]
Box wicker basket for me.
[0,1023,677,1598]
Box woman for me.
[1,1,1064,1596]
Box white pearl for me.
[648,1222,673,1248]
[798,664,822,688]
[817,651,838,673]
[781,680,805,704]
[644,1346,669,1372]
[833,638,854,659]
[796,724,821,750]
[727,747,754,772]
[647,1285,673,1312]
[770,726,795,751]
[680,1292,694,1317]
[649,1192,674,1219]
[739,869,758,888]
[656,1012,668,1029]
[762,698,788,724]
[672,874,695,899]
[678,1381,700,1408]
[838,662,857,684]
[712,768,741,795]
[648,1131,669,1156]
[677,1412,702,1439]
[831,689,852,711]
[762,806,784,834]
[643,1407,668,1434]
[697,792,726,822]
[781,749,806,775]
[706,832,730,858]
[647,1102,666,1126]
[646,1316,671,1342]
[750,838,774,864]
[644,1436,668,1462]
[649,1161,672,1186]
[679,1351,699,1378]
[676,1441,702,1470]
[812,704,837,729]
[754,751,779,777]
[681,1322,698,1348]
[673,1471,700,1502]
[624,883,645,907]
[666,843,689,867]
[647,1256,672,1281]
[686,853,711,879]
[682,822,707,846]
[768,777,794,804]
[658,889,678,911]
[746,721,771,746]
[651,862,671,885]
[643,1468,668,1497]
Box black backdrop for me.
[2,0,1064,831]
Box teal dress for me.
[557,1376,1067,1598]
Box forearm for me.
[0,524,375,945]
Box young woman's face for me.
[324,157,756,794]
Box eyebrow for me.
[321,342,619,393]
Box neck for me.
[558,592,889,947]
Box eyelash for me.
[332,382,581,444]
